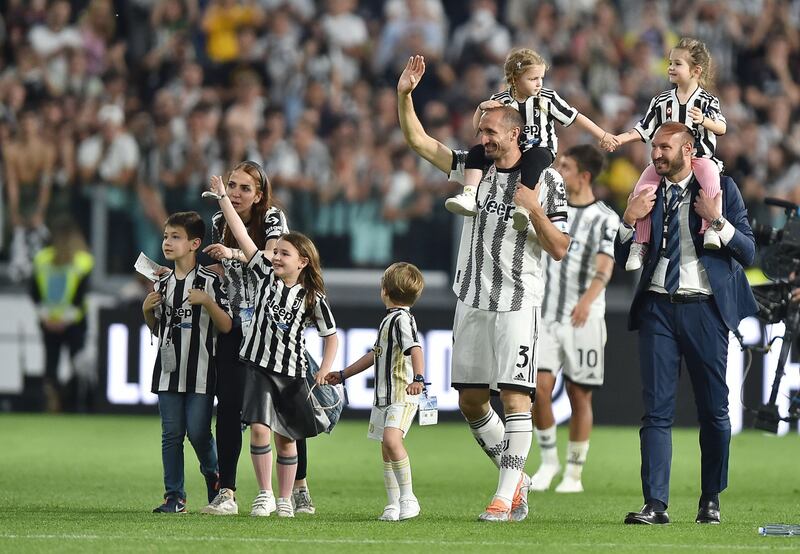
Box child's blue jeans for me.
[157,392,218,501]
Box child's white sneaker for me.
[399,496,420,520]
[529,463,561,492]
[250,491,276,516]
[275,497,295,518]
[445,186,477,216]
[201,488,238,515]
[291,487,315,514]
[512,206,531,231]
[625,242,648,271]
[378,504,400,521]
[703,228,721,250]
[554,476,584,493]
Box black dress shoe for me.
[624,503,670,525]
[695,499,720,524]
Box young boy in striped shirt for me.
[327,262,425,521]
[143,211,232,513]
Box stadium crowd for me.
[0,0,798,276]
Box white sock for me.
[564,440,589,480]
[535,424,559,466]
[495,412,532,504]
[383,460,400,506]
[467,409,505,469]
[391,457,414,499]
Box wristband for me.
[338,370,345,382]
[622,220,634,230]
[413,374,425,383]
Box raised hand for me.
[209,175,227,198]
[203,243,235,261]
[397,55,426,96]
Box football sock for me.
[467,409,505,469]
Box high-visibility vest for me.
[33,247,94,323]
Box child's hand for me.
[209,175,227,198]
[599,132,619,152]
[143,291,162,312]
[188,288,210,307]
[406,381,424,395]
[689,107,704,125]
[314,369,330,386]
[479,99,503,111]
[154,265,170,277]
[325,372,343,385]
[203,243,235,261]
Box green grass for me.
[1,414,799,553]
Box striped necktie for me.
[664,184,682,295]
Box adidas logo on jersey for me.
[513,372,526,381]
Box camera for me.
[750,198,800,433]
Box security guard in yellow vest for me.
[30,218,93,411]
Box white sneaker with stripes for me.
[276,497,295,518]
[250,491,276,517]
[201,488,238,515]
[445,186,478,216]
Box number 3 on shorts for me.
[515,345,530,369]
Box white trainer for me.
[378,504,400,521]
[529,463,561,492]
[445,186,478,217]
[510,473,532,522]
[201,488,238,515]
[703,228,721,250]
[291,487,316,514]
[250,491,276,517]
[625,242,648,271]
[512,206,531,232]
[555,476,584,493]
[399,496,420,520]
[276,497,295,518]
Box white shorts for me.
[538,318,606,387]
[451,300,539,393]
[367,400,419,441]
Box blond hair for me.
[382,262,424,306]
[673,37,715,89]
[504,48,548,99]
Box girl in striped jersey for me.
[612,38,727,271]
[205,174,338,519]
[143,211,233,513]
[445,48,616,233]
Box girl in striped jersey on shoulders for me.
[612,38,727,271]
[205,173,338,519]
[445,47,616,233]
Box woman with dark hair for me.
[199,161,318,516]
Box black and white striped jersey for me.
[240,252,337,378]
[211,207,289,321]
[372,307,421,407]
[449,150,569,312]
[490,87,578,157]
[633,86,726,171]
[541,200,619,323]
[151,265,230,394]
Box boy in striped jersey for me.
[530,145,618,494]
[399,55,571,522]
[327,262,425,522]
[445,48,616,232]
[143,211,233,513]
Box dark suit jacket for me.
[614,174,758,332]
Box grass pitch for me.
[1,414,799,553]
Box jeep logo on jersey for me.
[476,196,515,222]
[267,300,296,325]
[165,305,193,319]
[523,124,540,137]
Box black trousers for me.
[215,326,309,490]
[466,144,554,188]
[42,322,87,383]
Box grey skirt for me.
[241,363,329,440]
